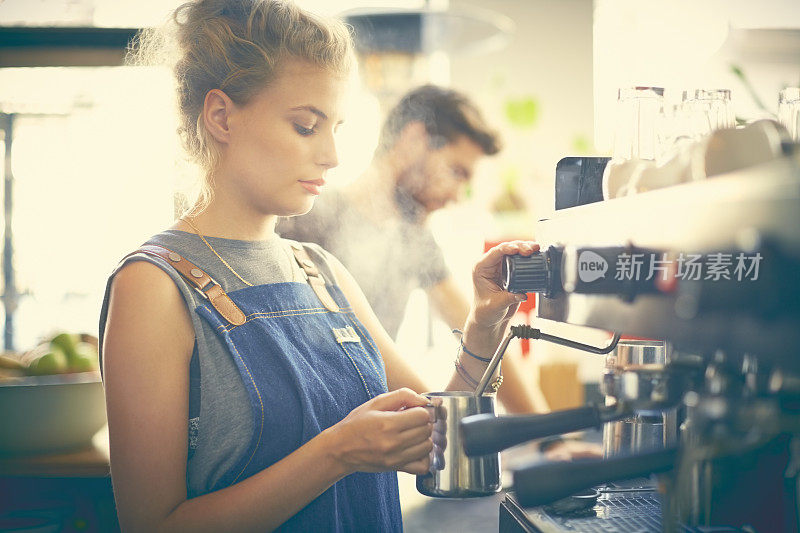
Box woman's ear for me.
[203,89,235,145]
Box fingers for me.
[398,423,434,447]
[398,458,431,476]
[430,419,447,472]
[469,241,539,327]
[370,388,429,412]
[380,406,433,433]
[432,401,446,422]
[394,408,434,433]
[396,418,446,476]
[480,240,540,266]
[391,438,434,467]
[376,407,433,452]
[431,424,447,449]
[495,287,527,307]
[473,241,540,296]
[502,240,540,256]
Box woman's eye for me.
[294,124,315,136]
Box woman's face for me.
[220,60,348,217]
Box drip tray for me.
[500,481,742,533]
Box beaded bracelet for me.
[461,339,492,363]
[452,329,504,392]
[454,358,504,392]
[454,359,480,388]
[452,329,492,362]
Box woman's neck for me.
[176,197,277,241]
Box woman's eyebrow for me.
[290,105,344,125]
[290,105,328,121]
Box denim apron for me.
[133,244,403,532]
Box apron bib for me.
[128,244,402,532]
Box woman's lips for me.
[299,179,325,195]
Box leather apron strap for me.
[287,242,340,313]
[120,244,247,326]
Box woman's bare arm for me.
[427,276,545,412]
[103,261,195,530]
[445,241,539,392]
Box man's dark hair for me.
[377,85,501,155]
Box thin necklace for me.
[181,216,254,287]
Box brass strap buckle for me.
[288,242,340,313]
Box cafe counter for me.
[0,427,528,533]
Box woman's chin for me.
[277,198,316,218]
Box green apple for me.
[28,349,68,375]
[71,342,99,372]
[50,332,79,363]
[70,354,96,373]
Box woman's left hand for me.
[469,241,540,331]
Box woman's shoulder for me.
[109,229,205,301]
[112,258,183,301]
[99,230,206,369]
[105,255,194,347]
[102,247,195,389]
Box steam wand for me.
[514,325,622,355]
[474,325,621,396]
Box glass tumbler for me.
[680,89,735,139]
[602,87,664,199]
[611,86,665,161]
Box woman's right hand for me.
[327,388,434,476]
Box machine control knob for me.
[501,246,563,297]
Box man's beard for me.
[394,160,431,222]
[394,183,428,222]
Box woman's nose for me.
[317,133,339,169]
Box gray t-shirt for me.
[99,230,340,497]
[278,190,449,338]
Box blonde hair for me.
[129,0,354,214]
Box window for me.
[0,66,181,349]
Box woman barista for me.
[99,0,537,530]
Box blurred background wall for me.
[0,0,798,405]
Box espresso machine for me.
[462,141,800,532]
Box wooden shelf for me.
[0,426,109,479]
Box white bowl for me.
[0,372,106,455]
